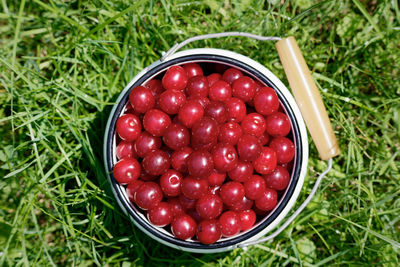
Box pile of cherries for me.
[112,62,295,245]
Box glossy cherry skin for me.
[187,95,210,109]
[205,101,228,124]
[269,137,295,164]
[196,194,223,220]
[160,169,183,197]
[134,131,161,157]
[183,63,203,78]
[191,136,217,151]
[145,79,164,97]
[142,149,171,176]
[207,73,221,87]
[264,165,290,191]
[129,85,155,113]
[197,220,222,244]
[254,87,280,115]
[222,68,243,85]
[209,80,232,102]
[225,97,246,122]
[232,76,256,102]
[187,150,214,178]
[178,100,204,128]
[244,175,266,200]
[254,188,278,211]
[134,182,163,210]
[171,214,197,240]
[162,123,190,151]
[259,131,271,146]
[171,147,192,173]
[181,177,208,199]
[227,196,253,212]
[116,140,137,159]
[241,113,266,137]
[208,170,226,186]
[116,114,141,142]
[212,143,238,172]
[159,90,186,115]
[237,134,262,162]
[179,194,197,211]
[148,202,173,227]
[219,181,245,206]
[143,109,171,137]
[167,197,185,217]
[280,160,294,172]
[139,167,158,181]
[162,65,188,91]
[113,158,141,184]
[239,210,256,231]
[126,180,144,203]
[218,122,243,146]
[219,211,241,237]
[265,112,291,137]
[254,147,277,175]
[227,161,253,182]
[186,75,209,97]
[191,117,219,145]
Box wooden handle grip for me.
[276,37,340,160]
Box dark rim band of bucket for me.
[105,54,303,250]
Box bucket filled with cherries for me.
[104,36,339,253]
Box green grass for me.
[1,0,399,265]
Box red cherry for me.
[171,147,192,173]
[187,209,202,223]
[181,177,208,199]
[205,101,228,124]
[222,68,243,85]
[218,122,243,146]
[241,113,266,137]
[134,131,161,157]
[239,210,256,231]
[171,214,197,240]
[167,197,185,217]
[191,117,219,145]
[254,87,279,115]
[178,100,204,128]
[259,131,271,146]
[207,73,221,87]
[197,220,221,244]
[227,161,253,182]
[225,97,246,122]
[139,167,157,181]
[145,79,164,97]
[159,90,186,115]
[269,137,295,164]
[116,114,141,142]
[162,123,190,151]
[280,160,294,172]
[160,169,183,197]
[227,196,253,212]
[113,158,141,184]
[219,181,245,206]
[126,180,144,203]
[208,170,226,186]
[254,147,277,175]
[187,150,214,178]
[212,143,238,172]
[237,134,262,162]
[183,63,203,78]
[129,85,155,113]
[254,188,278,211]
[265,112,291,137]
[232,76,256,102]
[191,136,217,151]
[116,141,137,159]
[219,211,241,237]
[244,175,266,200]
[187,95,210,109]
[148,202,173,227]
[179,194,197,211]
[143,109,171,137]
[186,75,209,97]
[209,80,232,102]
[196,194,223,220]
[134,182,163,210]
[142,149,171,176]
[162,65,188,91]
[264,166,290,191]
